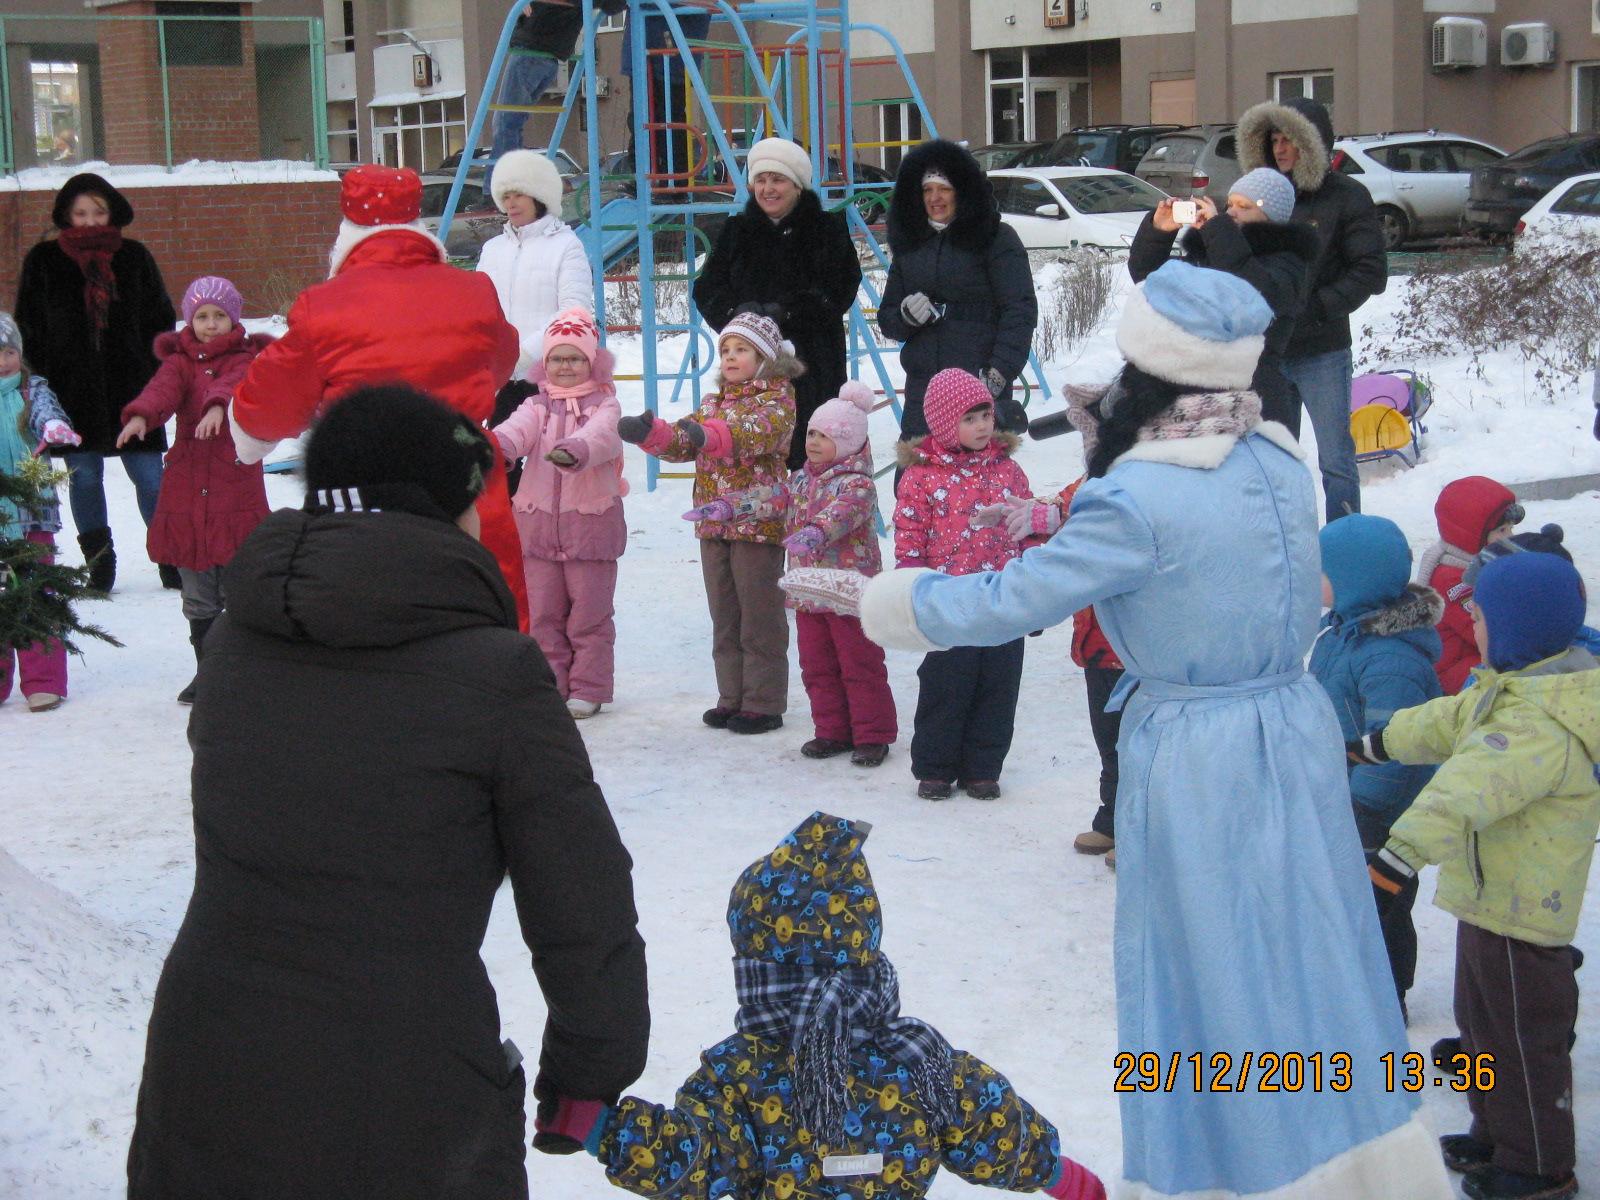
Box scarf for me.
[1416,538,1474,588]
[1136,389,1261,444]
[733,954,956,1144]
[543,377,601,420]
[57,225,123,334]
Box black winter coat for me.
[127,508,650,1200]
[693,191,862,470]
[1128,213,1321,431]
[1236,99,1387,359]
[14,237,174,456]
[878,140,1037,439]
[510,0,626,58]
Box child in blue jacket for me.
[1310,514,1442,1016]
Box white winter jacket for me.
[476,214,594,372]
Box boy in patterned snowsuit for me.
[532,812,1104,1200]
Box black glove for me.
[616,412,656,445]
[1345,728,1389,766]
[676,418,707,450]
[1367,846,1418,909]
[732,300,787,323]
[995,394,1029,435]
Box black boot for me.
[77,526,115,595]
[177,616,215,705]
[158,563,182,590]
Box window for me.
[154,2,243,68]
[1574,64,1600,134]
[1144,137,1201,165]
[1214,133,1236,161]
[372,97,466,170]
[597,10,625,32]
[1332,150,1365,175]
[1551,179,1600,216]
[988,49,1088,145]
[987,177,1015,212]
[1272,71,1333,123]
[1381,142,1451,173]
[1445,141,1502,171]
[879,101,923,171]
[1049,132,1118,168]
[31,61,84,165]
[337,1,355,53]
[997,177,1056,216]
[1052,174,1165,215]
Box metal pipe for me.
[157,17,173,170]
[309,16,329,169]
[437,0,526,242]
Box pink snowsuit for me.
[492,354,625,704]
[785,448,897,747]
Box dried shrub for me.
[1031,248,1119,363]
[256,268,313,320]
[1360,238,1600,399]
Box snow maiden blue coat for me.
[843,264,1453,1200]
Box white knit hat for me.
[490,149,565,217]
[808,380,875,457]
[745,137,813,190]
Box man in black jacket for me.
[1237,97,1387,523]
[492,0,626,160]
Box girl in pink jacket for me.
[492,308,625,718]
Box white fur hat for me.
[808,380,875,458]
[1115,260,1271,391]
[491,149,565,217]
[745,137,813,190]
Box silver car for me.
[1331,132,1505,249]
[1133,126,1241,203]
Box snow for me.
[0,160,340,193]
[3,271,1599,1198]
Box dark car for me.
[969,142,1045,171]
[1465,133,1600,238]
[1012,125,1182,175]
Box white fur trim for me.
[228,403,279,466]
[1114,433,1239,470]
[860,569,945,652]
[1253,420,1307,460]
[490,149,565,216]
[1116,288,1264,392]
[1116,1111,1452,1200]
[327,219,446,277]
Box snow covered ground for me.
[3,273,1598,1198]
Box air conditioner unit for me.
[1501,22,1557,67]
[1432,16,1487,69]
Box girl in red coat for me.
[1417,475,1521,694]
[119,277,271,703]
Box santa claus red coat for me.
[230,165,528,625]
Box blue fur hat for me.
[1116,260,1274,391]
[1473,552,1587,672]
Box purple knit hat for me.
[182,276,243,327]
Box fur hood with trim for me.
[895,430,1021,469]
[893,432,1033,576]
[886,139,1000,256]
[1358,583,1446,639]
[1236,99,1331,195]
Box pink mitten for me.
[683,499,737,522]
[1045,1156,1106,1200]
[779,567,867,617]
[42,420,82,447]
[1004,499,1061,541]
[533,1096,609,1155]
[781,525,827,556]
[969,502,1009,529]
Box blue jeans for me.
[491,53,562,161]
[62,450,163,533]
[1284,347,1360,524]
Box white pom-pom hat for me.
[807,379,876,458]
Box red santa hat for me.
[807,380,875,458]
[327,164,445,276]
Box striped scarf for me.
[733,954,956,1143]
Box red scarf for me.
[56,225,123,333]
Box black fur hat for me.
[886,139,1000,256]
[51,173,135,230]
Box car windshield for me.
[1048,133,1118,167]
[1049,173,1165,215]
[419,182,487,218]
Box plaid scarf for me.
[733,954,956,1143]
[57,225,123,336]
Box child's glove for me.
[780,567,866,617]
[533,1095,610,1156]
[1045,1156,1106,1200]
[683,498,737,523]
[1004,498,1061,541]
[1368,846,1417,897]
[545,448,578,468]
[675,418,707,450]
[969,502,1010,529]
[616,413,656,444]
[41,420,82,447]
[1345,729,1389,766]
[982,366,1009,400]
[899,292,941,328]
[782,525,827,556]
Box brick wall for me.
[0,180,343,319]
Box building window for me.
[154,1,244,68]
[1272,71,1333,122]
[372,96,466,170]
[1575,64,1600,134]
[988,48,1088,145]
[879,101,922,171]
[337,1,355,53]
[597,10,625,32]
[32,61,85,164]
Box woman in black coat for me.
[878,139,1037,441]
[693,137,862,470]
[14,173,176,592]
[127,386,650,1200]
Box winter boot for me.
[727,711,783,735]
[851,744,889,768]
[801,738,853,759]
[1074,831,1114,855]
[158,563,182,590]
[567,699,602,719]
[703,706,736,729]
[1441,1134,1495,1174]
[177,617,215,705]
[917,779,953,801]
[963,780,1002,800]
[77,526,115,595]
[1462,1167,1578,1200]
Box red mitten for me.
[533,1096,609,1155]
[1045,1156,1106,1200]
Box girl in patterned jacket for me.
[894,368,1034,800]
[530,812,1105,1200]
[618,312,798,734]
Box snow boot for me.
[27,692,63,712]
[1075,831,1114,855]
[567,699,602,719]
[1462,1167,1578,1200]
[851,744,889,768]
[802,737,853,759]
[158,563,182,589]
[78,526,115,595]
[727,711,783,735]
[1441,1134,1495,1174]
[177,616,215,705]
[963,780,1001,800]
[917,779,953,801]
[703,706,736,729]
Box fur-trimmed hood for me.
[1180,217,1322,263]
[153,326,275,362]
[886,139,1000,256]
[895,430,1020,468]
[1358,582,1445,638]
[1236,99,1332,195]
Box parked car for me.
[1012,125,1182,175]
[1133,125,1240,202]
[969,142,1045,171]
[1512,170,1600,249]
[418,173,505,260]
[1331,132,1504,250]
[1465,133,1600,239]
[989,167,1167,250]
[436,145,584,180]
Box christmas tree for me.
[0,458,121,655]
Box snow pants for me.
[910,639,1024,782]
[702,538,788,716]
[523,557,617,704]
[0,532,68,703]
[795,610,897,746]
[1456,921,1579,1179]
[1085,664,1124,839]
[178,566,226,622]
[1354,801,1419,1003]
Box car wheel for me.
[1376,205,1409,252]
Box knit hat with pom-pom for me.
[922,367,994,450]
[808,380,875,457]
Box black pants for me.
[910,640,1024,782]
[1084,665,1124,839]
[1353,801,1418,1001]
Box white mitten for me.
[969,502,1010,529]
[779,567,867,617]
[42,420,82,447]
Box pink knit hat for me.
[808,380,875,457]
[543,307,600,364]
[182,275,243,326]
[922,367,993,449]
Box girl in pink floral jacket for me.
[492,308,624,718]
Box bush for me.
[1360,238,1600,398]
[1031,249,1119,363]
